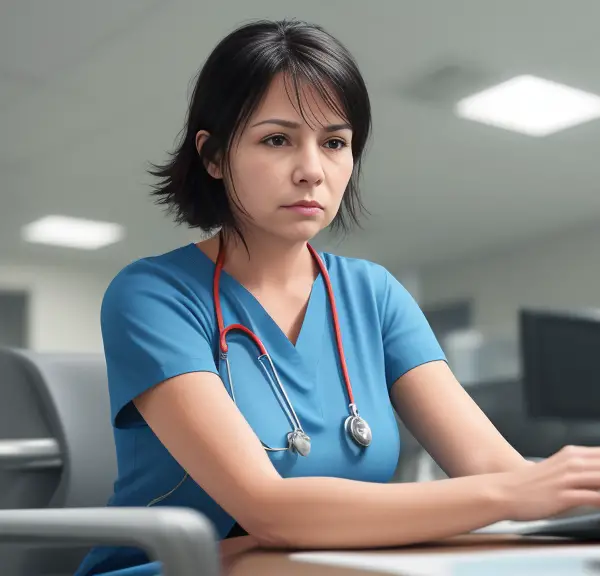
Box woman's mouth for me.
[283,200,324,216]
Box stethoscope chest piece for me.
[288,430,311,457]
[345,404,372,447]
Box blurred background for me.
[2,2,600,572]
[2,1,600,473]
[3,1,600,359]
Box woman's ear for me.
[195,130,223,179]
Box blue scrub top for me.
[75,243,445,576]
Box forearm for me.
[459,450,532,476]
[253,474,509,549]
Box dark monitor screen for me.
[520,309,600,420]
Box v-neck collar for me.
[187,242,328,380]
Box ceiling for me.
[2,0,600,275]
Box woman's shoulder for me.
[320,251,419,318]
[103,243,213,314]
[320,250,391,286]
[109,243,208,288]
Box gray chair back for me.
[0,347,117,574]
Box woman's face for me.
[211,74,354,244]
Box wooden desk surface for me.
[221,534,600,576]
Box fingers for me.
[562,490,600,510]
[562,472,600,490]
[552,446,600,473]
[558,445,600,458]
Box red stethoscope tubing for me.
[213,241,356,406]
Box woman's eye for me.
[324,138,347,150]
[263,135,288,147]
[262,135,348,149]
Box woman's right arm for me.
[135,372,600,550]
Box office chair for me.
[0,347,219,576]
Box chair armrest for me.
[0,507,219,576]
[0,438,62,470]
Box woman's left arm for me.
[391,360,531,477]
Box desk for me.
[221,534,600,575]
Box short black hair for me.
[149,19,372,240]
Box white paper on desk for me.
[291,546,600,576]
[473,519,556,535]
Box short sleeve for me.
[379,268,446,390]
[101,261,219,428]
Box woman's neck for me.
[200,230,317,291]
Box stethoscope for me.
[214,237,372,457]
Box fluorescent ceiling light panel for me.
[22,215,125,249]
[455,75,600,136]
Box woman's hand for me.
[498,445,600,521]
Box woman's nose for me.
[292,145,325,186]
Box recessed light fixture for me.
[22,215,125,250]
[455,75,600,136]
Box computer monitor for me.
[520,308,600,420]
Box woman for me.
[76,18,600,576]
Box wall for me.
[0,263,115,353]
[419,222,600,337]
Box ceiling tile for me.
[0,0,160,80]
